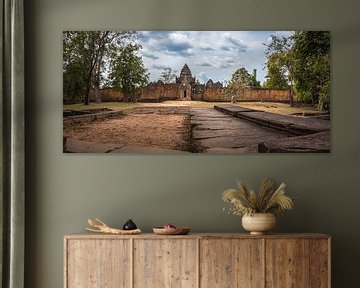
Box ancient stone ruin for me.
[90,64,291,103]
[176,63,195,100]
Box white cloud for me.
[198,72,209,83]
[139,31,294,83]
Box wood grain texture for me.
[64,233,330,240]
[133,239,197,288]
[310,239,330,288]
[64,234,330,288]
[265,239,310,288]
[66,239,131,288]
[200,239,264,288]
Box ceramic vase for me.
[242,213,276,235]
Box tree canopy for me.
[159,67,177,84]
[108,44,149,102]
[264,31,330,110]
[263,53,290,89]
[250,69,261,88]
[226,67,261,96]
[63,31,136,104]
[291,31,330,110]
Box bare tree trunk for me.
[84,74,92,105]
[84,58,96,105]
[84,32,110,105]
[94,59,100,103]
[95,51,104,103]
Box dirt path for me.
[64,105,329,153]
[64,107,192,152]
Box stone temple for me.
[176,63,196,100]
[86,63,292,103]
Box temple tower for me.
[176,64,195,100]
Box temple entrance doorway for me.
[179,85,191,101]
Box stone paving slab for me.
[190,111,230,116]
[258,131,330,153]
[192,123,289,139]
[214,105,330,135]
[213,104,255,115]
[190,108,291,152]
[64,138,189,153]
[64,106,190,125]
[191,119,250,130]
[191,115,230,120]
[193,129,242,139]
[64,138,125,153]
[191,107,330,153]
[63,110,126,123]
[196,135,283,149]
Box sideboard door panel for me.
[134,239,198,288]
[66,239,131,288]
[200,239,264,288]
[265,239,310,288]
[310,239,330,288]
[65,234,330,288]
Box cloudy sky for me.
[138,31,293,85]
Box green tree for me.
[291,31,330,110]
[63,31,135,105]
[263,54,289,89]
[63,59,86,104]
[159,67,177,84]
[264,31,330,110]
[264,34,295,105]
[226,67,258,96]
[250,69,262,88]
[109,44,149,102]
[229,67,251,88]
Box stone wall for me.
[89,88,124,102]
[237,88,291,102]
[140,83,178,102]
[201,88,291,102]
[202,87,228,102]
[192,92,203,101]
[89,86,291,103]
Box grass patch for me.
[64,100,323,116]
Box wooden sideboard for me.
[64,233,330,288]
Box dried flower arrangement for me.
[222,178,294,216]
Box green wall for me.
[25,0,360,287]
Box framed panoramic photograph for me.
[63,31,330,153]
